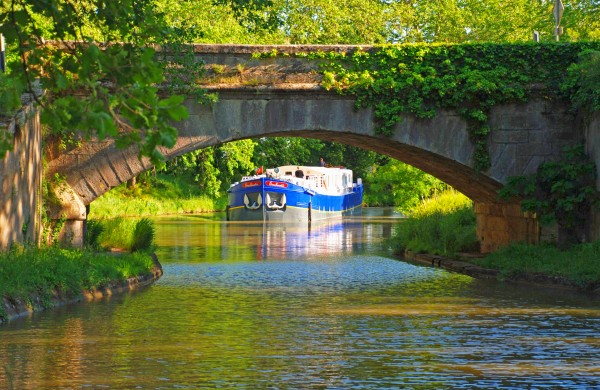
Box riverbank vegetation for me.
[390,191,478,257]
[86,216,158,253]
[473,242,600,289]
[88,173,225,219]
[1,217,159,322]
[0,247,156,322]
[390,189,600,290]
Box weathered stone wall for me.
[488,98,583,180]
[0,101,42,249]
[586,112,600,241]
[474,202,539,253]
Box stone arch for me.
[46,90,580,252]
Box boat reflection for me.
[153,208,402,263]
[222,219,367,260]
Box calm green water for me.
[1,209,600,389]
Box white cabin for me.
[250,165,358,195]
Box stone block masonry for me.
[474,201,539,253]
[0,101,43,249]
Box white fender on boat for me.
[244,193,262,210]
[266,193,286,210]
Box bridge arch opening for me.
[47,87,565,252]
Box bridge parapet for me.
[189,44,364,91]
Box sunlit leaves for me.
[563,50,600,112]
[364,159,448,211]
[0,0,201,165]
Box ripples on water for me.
[1,211,600,388]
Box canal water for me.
[1,209,600,388]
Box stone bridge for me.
[42,45,600,252]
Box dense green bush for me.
[390,191,478,257]
[96,217,139,250]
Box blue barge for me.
[227,165,363,222]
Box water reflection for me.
[222,220,365,260]
[154,208,398,264]
[1,209,600,388]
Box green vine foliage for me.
[562,49,600,113]
[294,42,600,171]
[499,145,599,249]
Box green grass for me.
[92,217,156,252]
[0,246,156,321]
[96,217,139,250]
[474,241,600,288]
[88,173,227,219]
[389,190,479,257]
[131,218,156,253]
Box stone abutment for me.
[0,99,43,249]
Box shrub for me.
[96,217,138,250]
[499,145,598,249]
[85,219,105,251]
[130,218,156,253]
[390,191,478,257]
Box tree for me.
[561,0,600,41]
[562,49,600,113]
[214,139,257,189]
[364,159,448,211]
[0,0,205,164]
[155,0,284,43]
[251,137,323,168]
[272,0,408,44]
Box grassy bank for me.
[389,190,600,290]
[473,242,600,289]
[0,246,156,322]
[88,173,226,219]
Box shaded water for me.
[1,209,600,388]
